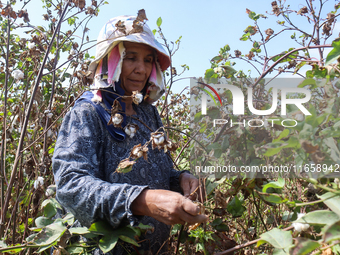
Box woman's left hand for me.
[179,172,203,201]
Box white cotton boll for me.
[34,176,44,189]
[124,127,131,136]
[44,109,53,118]
[154,136,164,145]
[158,136,164,144]
[214,66,223,74]
[292,222,309,232]
[132,147,143,158]
[292,213,309,232]
[135,93,143,103]
[27,42,35,49]
[112,115,123,125]
[130,126,136,133]
[70,49,76,55]
[33,180,38,189]
[37,176,44,185]
[47,129,53,138]
[12,70,24,80]
[112,117,119,124]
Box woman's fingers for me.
[135,189,208,225]
[180,197,208,224]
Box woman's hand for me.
[131,189,208,225]
[179,172,204,202]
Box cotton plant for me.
[292,213,310,232]
[106,90,178,173]
[115,129,178,174]
[33,176,44,189]
[11,69,24,80]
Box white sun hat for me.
[88,15,171,77]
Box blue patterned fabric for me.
[77,90,127,141]
[52,99,186,254]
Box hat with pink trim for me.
[88,14,171,102]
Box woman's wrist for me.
[131,189,150,216]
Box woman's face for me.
[120,42,154,96]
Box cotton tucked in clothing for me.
[52,99,186,254]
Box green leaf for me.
[152,29,156,35]
[263,142,285,157]
[260,193,287,204]
[332,244,340,254]
[227,196,246,217]
[63,213,75,225]
[36,244,53,253]
[43,202,57,218]
[273,248,290,255]
[298,78,317,89]
[99,233,119,253]
[325,40,340,66]
[67,246,86,254]
[214,223,229,232]
[210,218,223,226]
[324,137,340,163]
[67,17,76,26]
[274,129,289,142]
[118,235,139,247]
[318,192,340,216]
[35,216,53,228]
[88,221,113,235]
[196,242,204,252]
[332,97,340,117]
[258,228,293,249]
[294,210,340,226]
[248,11,257,20]
[240,32,251,41]
[204,68,219,83]
[69,227,90,235]
[137,223,153,230]
[290,237,320,255]
[117,227,140,245]
[323,220,340,243]
[29,221,67,246]
[156,17,162,27]
[2,245,25,254]
[205,176,226,195]
[262,178,285,193]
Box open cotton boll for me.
[33,176,44,189]
[292,213,309,232]
[27,42,35,49]
[12,70,24,80]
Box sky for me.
[14,0,340,91]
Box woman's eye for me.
[145,58,153,63]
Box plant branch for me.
[1,1,70,232]
[252,44,332,88]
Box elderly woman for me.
[52,14,207,254]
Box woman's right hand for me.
[131,189,208,225]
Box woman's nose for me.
[134,59,147,74]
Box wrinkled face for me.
[120,42,154,96]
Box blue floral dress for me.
[52,100,185,254]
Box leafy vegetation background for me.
[1,0,340,254]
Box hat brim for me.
[88,36,171,78]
